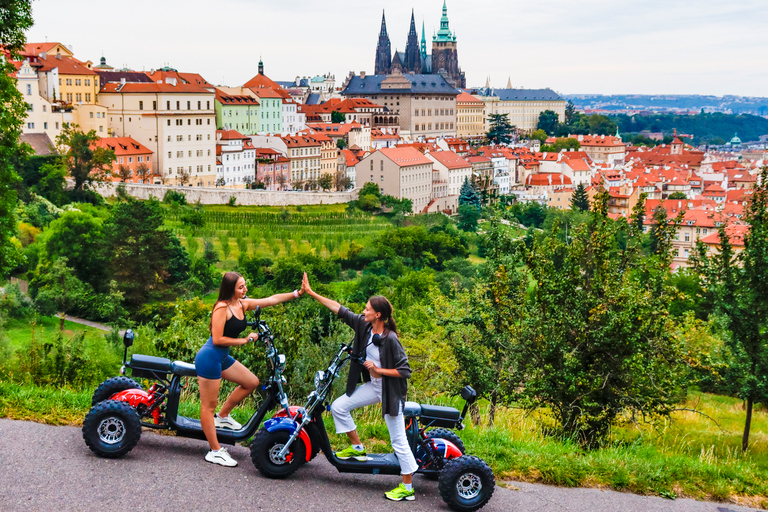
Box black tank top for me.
[222,301,248,339]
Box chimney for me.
[360,71,366,78]
[120,77,126,85]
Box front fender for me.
[430,438,463,460]
[110,388,153,408]
[264,417,312,462]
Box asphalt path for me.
[0,419,760,512]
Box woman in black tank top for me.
[196,271,304,467]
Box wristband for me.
[293,289,299,298]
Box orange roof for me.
[249,87,283,99]
[700,225,748,247]
[101,82,213,94]
[93,137,152,156]
[244,73,283,90]
[36,55,97,76]
[306,122,364,136]
[217,129,248,140]
[379,147,432,167]
[371,128,400,140]
[146,69,211,86]
[574,134,624,147]
[215,89,259,105]
[282,134,323,148]
[456,91,483,104]
[565,159,591,172]
[429,150,471,170]
[340,149,360,167]
[525,173,572,186]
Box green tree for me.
[564,100,577,126]
[0,0,34,276]
[694,167,768,452]
[331,111,346,123]
[485,113,513,145]
[336,138,348,149]
[458,177,481,210]
[541,137,581,153]
[103,198,182,309]
[31,257,88,331]
[45,210,107,291]
[508,191,686,445]
[529,129,548,143]
[56,125,115,191]
[668,191,687,199]
[457,204,480,232]
[570,183,590,212]
[537,110,560,135]
[318,172,334,191]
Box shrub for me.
[163,189,188,205]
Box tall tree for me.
[45,210,108,291]
[570,183,590,212]
[458,177,481,210]
[537,110,560,135]
[331,111,346,123]
[695,167,768,452]
[564,100,577,126]
[0,0,34,276]
[485,113,513,145]
[56,125,115,191]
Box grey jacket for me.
[337,306,412,416]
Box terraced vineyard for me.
[164,206,392,263]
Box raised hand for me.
[302,272,313,296]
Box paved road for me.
[0,419,760,512]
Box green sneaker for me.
[385,483,415,501]
[335,445,367,461]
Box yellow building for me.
[456,91,485,139]
[477,87,565,134]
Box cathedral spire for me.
[403,8,421,73]
[375,10,392,75]
[420,20,427,60]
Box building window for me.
[167,120,171,126]
[176,101,180,110]
[27,122,34,129]
[26,84,31,95]
[139,101,143,110]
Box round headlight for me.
[314,370,325,388]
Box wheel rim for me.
[456,472,482,500]
[268,443,289,465]
[98,417,125,444]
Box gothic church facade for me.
[374,2,466,89]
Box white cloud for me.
[25,0,768,96]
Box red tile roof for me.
[380,147,432,167]
[100,82,213,94]
[429,150,471,170]
[525,173,572,186]
[93,136,152,156]
[456,91,484,104]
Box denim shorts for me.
[195,337,236,379]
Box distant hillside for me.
[611,112,768,145]
[567,94,768,116]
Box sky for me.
[24,0,768,97]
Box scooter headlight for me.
[314,370,325,389]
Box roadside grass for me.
[1,380,766,506]
[2,315,109,351]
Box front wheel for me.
[82,400,142,458]
[250,428,306,479]
[438,455,495,512]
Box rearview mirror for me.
[123,329,135,348]
[460,385,477,404]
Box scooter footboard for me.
[263,417,312,462]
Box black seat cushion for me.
[130,354,171,372]
[418,404,461,428]
[171,361,197,377]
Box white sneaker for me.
[205,447,238,467]
[214,413,242,430]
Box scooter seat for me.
[418,404,461,428]
[171,361,197,377]
[130,354,172,372]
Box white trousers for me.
[330,380,419,475]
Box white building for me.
[216,130,256,188]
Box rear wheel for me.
[91,377,143,406]
[438,455,495,512]
[82,400,142,458]
[250,428,306,478]
[423,428,466,480]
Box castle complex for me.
[374,2,466,88]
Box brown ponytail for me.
[209,271,242,332]
[369,295,397,335]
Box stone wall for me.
[92,182,359,206]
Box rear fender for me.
[263,417,312,462]
[110,388,153,408]
[430,438,463,460]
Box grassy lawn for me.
[2,315,109,351]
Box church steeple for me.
[403,9,421,74]
[434,0,455,42]
[374,10,392,75]
[420,21,427,61]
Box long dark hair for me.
[209,271,242,332]
[369,295,397,335]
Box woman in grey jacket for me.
[301,273,419,502]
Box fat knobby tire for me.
[250,427,306,479]
[91,376,143,406]
[82,400,142,458]
[423,428,466,480]
[438,455,495,512]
